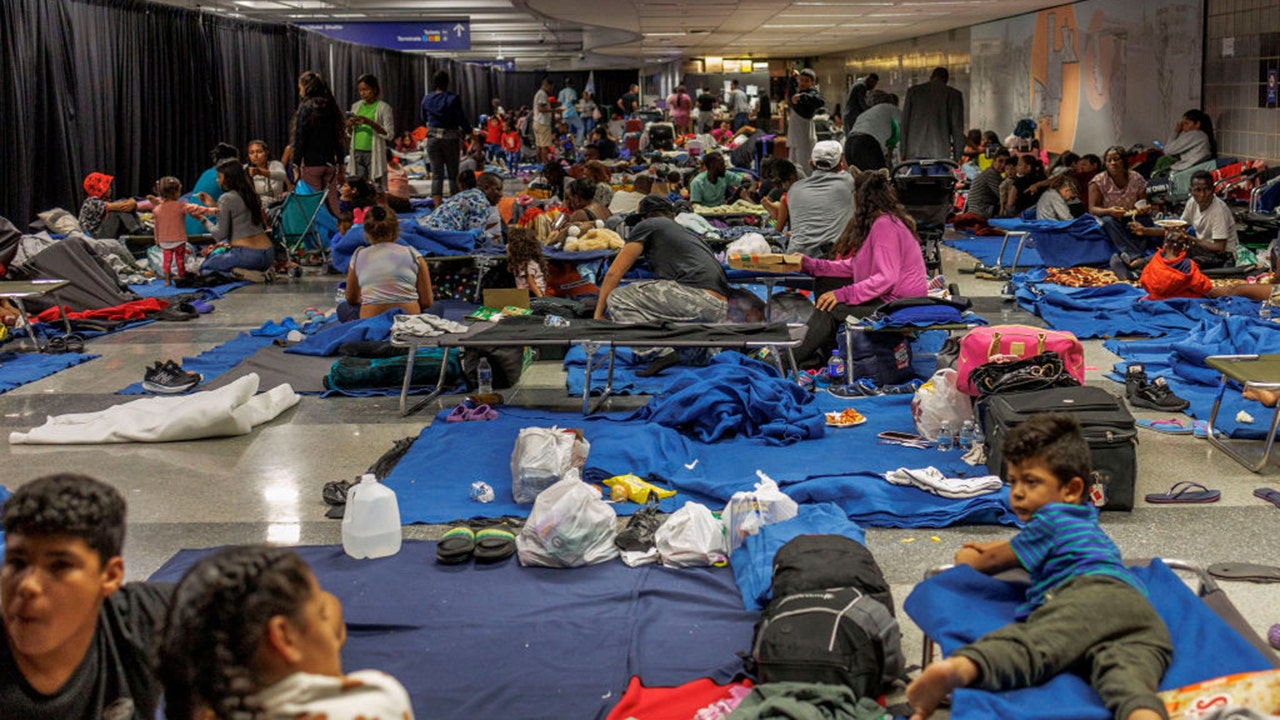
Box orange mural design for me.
[1030,6,1080,153]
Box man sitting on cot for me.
[594,195,730,377]
[1,474,172,719]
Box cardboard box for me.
[1159,669,1280,719]
[727,253,803,273]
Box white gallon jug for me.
[342,474,402,559]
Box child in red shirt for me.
[485,114,505,162]
[501,119,523,176]
[146,177,217,284]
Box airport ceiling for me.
[153,0,1075,68]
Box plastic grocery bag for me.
[722,472,798,551]
[510,426,591,503]
[911,369,974,441]
[655,501,727,567]
[516,477,618,568]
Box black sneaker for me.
[635,352,681,378]
[142,361,201,394]
[1124,364,1148,400]
[1130,376,1190,411]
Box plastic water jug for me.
[342,474,402,559]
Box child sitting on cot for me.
[506,227,547,298]
[907,413,1173,720]
[147,176,218,284]
[344,204,433,319]
[157,545,415,720]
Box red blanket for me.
[35,297,169,323]
[605,676,753,720]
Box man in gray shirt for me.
[727,80,752,131]
[845,92,901,171]
[785,140,855,257]
[901,67,965,161]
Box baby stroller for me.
[891,159,960,274]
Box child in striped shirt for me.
[907,413,1172,720]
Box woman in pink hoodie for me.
[794,170,928,369]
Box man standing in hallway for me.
[696,88,718,134]
[842,73,879,130]
[788,69,827,177]
[533,76,557,163]
[728,80,751,131]
[617,84,640,119]
[901,67,965,161]
[558,77,582,143]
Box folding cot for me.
[390,318,805,416]
[985,215,1115,275]
[1204,353,1280,472]
[0,279,74,352]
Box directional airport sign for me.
[298,20,471,52]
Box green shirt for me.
[689,170,743,207]
[353,101,378,152]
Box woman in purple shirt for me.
[794,170,929,368]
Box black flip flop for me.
[1207,562,1280,583]
[1144,481,1221,504]
[1256,487,1280,509]
[436,527,476,565]
[473,527,516,563]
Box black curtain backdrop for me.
[0,0,634,227]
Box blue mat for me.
[128,279,251,299]
[943,237,1046,268]
[0,352,98,395]
[1010,270,1260,339]
[905,560,1273,720]
[150,542,756,720]
[382,393,1015,528]
[564,345,676,397]
[1105,315,1280,439]
[116,333,275,394]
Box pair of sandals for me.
[44,333,86,354]
[445,403,498,423]
[436,526,516,564]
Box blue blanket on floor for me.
[150,542,757,720]
[564,345,678,397]
[944,237,1046,268]
[905,561,1273,720]
[1105,315,1280,438]
[0,352,98,395]
[331,222,481,272]
[128,279,251,299]
[730,503,867,611]
[623,354,824,445]
[116,333,275,394]
[284,309,401,356]
[383,395,1015,528]
[1010,270,1261,339]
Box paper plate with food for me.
[1154,218,1189,230]
[825,408,867,427]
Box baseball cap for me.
[625,195,675,227]
[811,141,843,171]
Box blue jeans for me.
[565,116,583,142]
[732,112,750,131]
[201,245,275,275]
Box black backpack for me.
[750,536,904,699]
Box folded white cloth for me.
[883,466,1003,499]
[9,374,299,444]
[390,313,468,341]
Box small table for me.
[1205,353,1280,472]
[0,279,73,352]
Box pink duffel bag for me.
[955,325,1085,396]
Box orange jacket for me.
[1139,251,1212,300]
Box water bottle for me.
[477,357,493,394]
[936,421,954,452]
[342,474,402,559]
[971,422,986,451]
[958,419,975,451]
[826,349,845,382]
[1262,302,1273,322]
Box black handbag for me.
[967,351,1080,397]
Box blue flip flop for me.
[1136,418,1192,435]
[1145,481,1221,504]
[1255,487,1280,509]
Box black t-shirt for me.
[293,97,345,166]
[628,216,729,296]
[0,583,171,720]
[696,93,716,112]
[757,94,772,123]
[593,138,619,160]
[619,92,638,114]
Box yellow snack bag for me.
[602,474,676,504]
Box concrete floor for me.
[2,243,1278,704]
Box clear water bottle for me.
[477,357,493,394]
[342,474,402,559]
[1262,302,1272,322]
[958,419,975,451]
[826,349,845,382]
[971,422,985,451]
[936,420,954,451]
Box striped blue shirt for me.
[1009,503,1143,619]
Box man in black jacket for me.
[788,69,827,177]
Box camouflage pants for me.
[605,280,727,359]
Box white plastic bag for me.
[655,502,727,567]
[516,478,618,567]
[722,472,799,551]
[911,369,975,441]
[510,426,591,503]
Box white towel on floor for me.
[9,374,299,444]
[390,313,468,342]
[883,466,1004,499]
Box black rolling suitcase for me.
[982,386,1137,511]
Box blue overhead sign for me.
[471,60,515,72]
[298,20,470,52]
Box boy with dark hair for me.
[907,414,1172,720]
[1,474,171,720]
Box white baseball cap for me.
[811,140,843,170]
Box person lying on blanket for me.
[1,474,173,720]
[907,414,1173,720]
[157,545,415,720]
[1138,226,1271,302]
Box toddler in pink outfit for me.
[147,176,217,284]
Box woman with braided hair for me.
[156,545,413,720]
